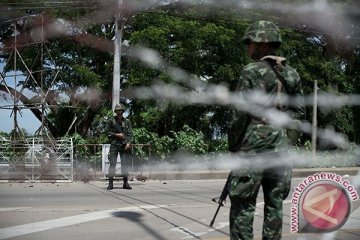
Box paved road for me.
[0,177,359,240]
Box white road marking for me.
[256,199,292,206]
[171,221,229,239]
[0,199,293,240]
[0,207,31,212]
[0,205,165,240]
[150,188,199,192]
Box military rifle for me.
[108,120,126,143]
[210,173,231,227]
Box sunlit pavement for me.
[204,228,360,240]
[95,167,360,180]
[0,174,359,240]
[204,229,360,240]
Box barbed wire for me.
[1,1,359,42]
[2,0,102,5]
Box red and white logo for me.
[290,172,358,233]
[301,183,351,232]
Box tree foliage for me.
[0,0,360,155]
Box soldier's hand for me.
[125,143,131,150]
[116,133,126,140]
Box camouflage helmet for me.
[242,20,282,45]
[114,103,126,111]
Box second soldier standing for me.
[107,103,133,190]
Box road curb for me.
[93,167,360,181]
[292,167,360,178]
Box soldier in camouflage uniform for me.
[107,103,133,190]
[228,21,304,239]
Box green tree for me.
[1,0,359,148]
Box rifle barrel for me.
[210,203,222,227]
[209,173,231,227]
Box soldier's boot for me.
[123,176,132,190]
[107,177,114,190]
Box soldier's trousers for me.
[229,164,292,240]
[108,143,131,178]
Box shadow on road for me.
[112,211,168,240]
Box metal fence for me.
[0,139,151,182]
[74,143,151,181]
[74,144,102,181]
[0,138,73,182]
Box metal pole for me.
[312,80,318,158]
[131,144,134,180]
[112,0,123,110]
[13,23,17,137]
[32,138,35,182]
[41,15,45,138]
[70,138,74,182]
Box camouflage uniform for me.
[107,103,133,190]
[228,21,304,240]
[108,117,132,177]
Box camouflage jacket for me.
[229,55,304,154]
[107,117,133,145]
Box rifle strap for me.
[261,57,292,95]
[275,78,283,109]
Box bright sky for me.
[0,107,41,134]
[0,63,41,134]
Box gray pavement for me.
[127,167,360,180]
[0,168,359,240]
[86,167,360,182]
